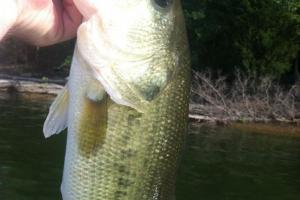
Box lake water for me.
[0,92,299,200]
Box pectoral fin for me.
[75,80,109,157]
[43,84,69,138]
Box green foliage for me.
[42,76,49,82]
[183,0,300,76]
[58,55,72,69]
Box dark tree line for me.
[2,0,300,82]
[183,0,300,79]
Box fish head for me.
[75,0,188,111]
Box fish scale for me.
[43,0,190,199]
[60,51,190,199]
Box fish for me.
[43,0,190,199]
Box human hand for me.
[2,0,83,46]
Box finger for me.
[61,0,82,39]
[73,0,98,20]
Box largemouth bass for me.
[43,0,190,199]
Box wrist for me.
[0,1,22,40]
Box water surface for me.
[0,92,299,200]
[177,123,300,200]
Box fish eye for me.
[153,0,173,9]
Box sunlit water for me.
[0,92,299,200]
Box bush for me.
[191,70,297,121]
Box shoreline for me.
[0,75,65,95]
[188,112,300,125]
[1,75,300,126]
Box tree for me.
[183,0,300,76]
